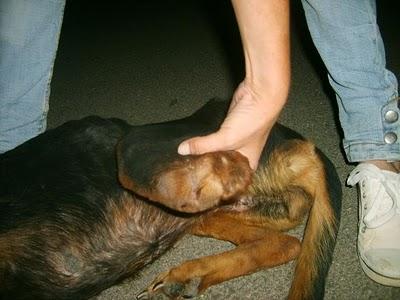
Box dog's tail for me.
[289,145,341,299]
[252,139,341,299]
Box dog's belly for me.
[0,116,194,298]
[0,190,193,298]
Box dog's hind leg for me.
[252,139,342,299]
[137,139,341,300]
[137,210,301,300]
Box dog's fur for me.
[0,100,341,299]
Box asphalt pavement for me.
[48,1,400,299]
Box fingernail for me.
[178,143,190,155]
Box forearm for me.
[178,0,291,170]
[231,0,290,112]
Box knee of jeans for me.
[302,0,377,28]
[0,2,32,46]
[0,0,64,47]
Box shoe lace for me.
[347,164,400,229]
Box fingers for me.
[237,144,263,170]
[178,131,263,170]
[178,132,225,156]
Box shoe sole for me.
[360,258,400,287]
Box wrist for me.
[240,79,289,113]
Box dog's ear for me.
[117,99,228,191]
[116,120,188,195]
[116,100,252,213]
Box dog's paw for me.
[137,272,201,300]
[151,151,252,213]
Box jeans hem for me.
[344,142,400,162]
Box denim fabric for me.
[301,0,399,162]
[1,0,399,162]
[0,0,65,153]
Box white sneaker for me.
[347,163,400,286]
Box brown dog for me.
[0,99,341,299]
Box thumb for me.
[178,132,225,155]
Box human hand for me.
[177,81,285,170]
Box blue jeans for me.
[301,0,400,162]
[0,0,65,153]
[1,0,399,163]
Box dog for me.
[0,99,341,299]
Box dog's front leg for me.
[137,212,300,299]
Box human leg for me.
[0,0,66,153]
[301,0,400,286]
[301,0,399,163]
